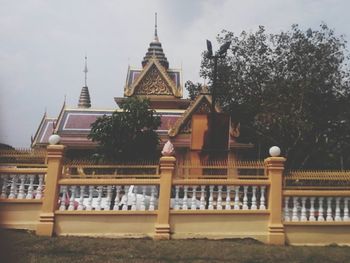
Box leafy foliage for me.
[185,80,204,100]
[191,23,350,169]
[88,97,161,161]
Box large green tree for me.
[188,23,350,169]
[88,97,161,161]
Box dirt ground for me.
[1,229,350,263]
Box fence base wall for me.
[285,224,350,245]
[54,212,157,238]
[0,201,42,231]
[170,213,269,243]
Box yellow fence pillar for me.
[265,156,286,245]
[154,156,176,240]
[36,145,65,236]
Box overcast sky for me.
[1,0,350,147]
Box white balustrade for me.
[122,186,129,211]
[149,186,156,211]
[17,175,26,199]
[59,186,67,211]
[200,185,206,210]
[284,196,350,222]
[113,186,121,211]
[68,185,76,211]
[216,186,223,210]
[140,186,146,211]
[0,175,8,198]
[86,186,94,211]
[182,186,188,210]
[318,197,325,222]
[344,198,349,221]
[131,185,137,211]
[191,186,197,210]
[0,174,46,200]
[174,186,180,210]
[326,197,333,221]
[35,175,44,199]
[9,175,18,199]
[292,197,299,222]
[284,196,290,221]
[309,197,316,222]
[234,186,240,210]
[259,186,266,210]
[26,175,35,199]
[104,185,112,211]
[242,186,249,210]
[300,197,307,222]
[77,186,85,211]
[251,186,257,210]
[208,185,214,210]
[225,186,231,210]
[171,185,268,211]
[58,185,158,211]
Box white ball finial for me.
[269,146,281,157]
[48,134,61,145]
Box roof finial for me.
[154,12,159,41]
[83,55,88,87]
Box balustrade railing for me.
[283,191,350,222]
[0,169,46,200]
[171,180,268,211]
[58,184,159,211]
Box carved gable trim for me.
[134,64,173,95]
[168,94,221,137]
[124,58,181,97]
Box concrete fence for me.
[1,145,350,245]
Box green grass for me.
[1,229,350,263]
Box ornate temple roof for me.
[31,15,248,150]
[115,15,189,109]
[31,105,185,148]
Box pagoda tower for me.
[114,13,190,110]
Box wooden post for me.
[154,156,176,240]
[36,145,65,236]
[265,156,286,245]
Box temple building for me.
[31,16,248,164]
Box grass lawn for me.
[1,229,350,263]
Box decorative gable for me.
[134,64,173,96]
[168,94,220,137]
[124,58,182,98]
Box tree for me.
[88,97,161,161]
[191,23,350,169]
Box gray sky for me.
[1,0,350,147]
